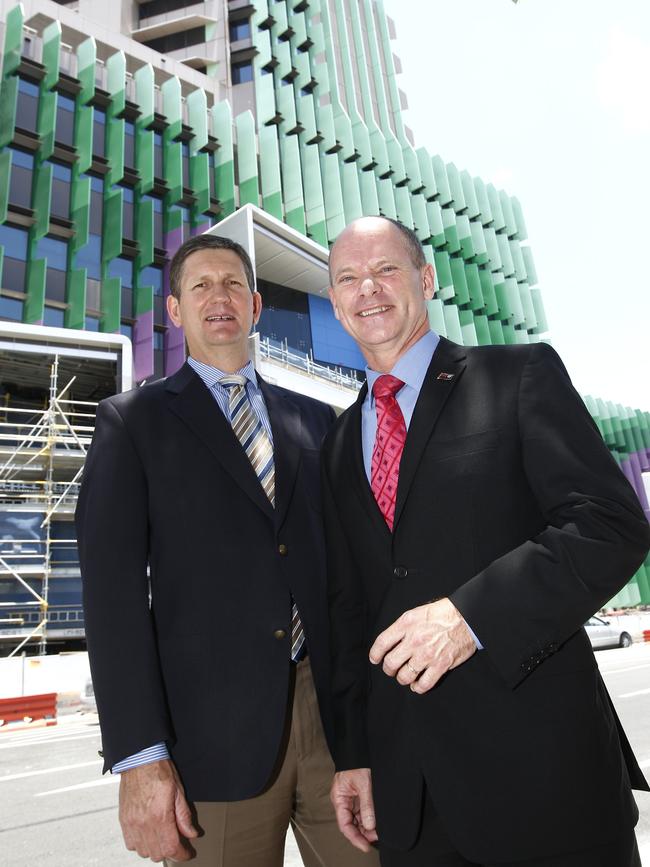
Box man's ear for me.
[252,290,263,327]
[327,286,341,321]
[422,263,436,300]
[167,293,182,328]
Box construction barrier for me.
[643,630,650,643]
[0,693,57,730]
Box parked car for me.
[585,616,633,650]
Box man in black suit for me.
[76,234,379,866]
[322,216,650,867]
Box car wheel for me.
[619,633,632,648]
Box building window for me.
[182,142,190,189]
[232,61,254,85]
[153,329,165,351]
[120,322,133,341]
[76,233,102,281]
[144,26,205,54]
[0,294,24,321]
[114,185,134,239]
[36,235,68,302]
[108,256,133,288]
[141,265,163,297]
[153,132,163,179]
[143,195,163,248]
[92,107,106,158]
[0,224,28,293]
[124,121,135,169]
[8,148,34,209]
[229,19,251,42]
[49,162,72,219]
[170,204,191,243]
[43,305,66,328]
[55,93,75,147]
[84,315,100,331]
[16,78,39,133]
[139,0,196,18]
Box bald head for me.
[329,217,426,283]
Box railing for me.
[258,336,363,391]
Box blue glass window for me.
[92,107,106,157]
[55,94,75,146]
[229,19,251,42]
[120,322,133,340]
[9,148,34,208]
[36,236,68,302]
[108,257,133,288]
[153,330,165,350]
[35,236,68,270]
[232,61,253,85]
[43,306,66,328]
[153,132,163,178]
[0,295,24,321]
[124,121,135,167]
[76,234,102,280]
[48,161,71,219]
[84,316,100,332]
[17,78,39,132]
[11,149,34,169]
[143,195,163,247]
[115,186,134,238]
[182,142,190,188]
[140,265,163,296]
[0,224,28,259]
[83,173,104,234]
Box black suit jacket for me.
[76,362,335,802]
[321,338,650,863]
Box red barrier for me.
[0,693,57,730]
[643,630,650,643]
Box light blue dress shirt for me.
[112,356,272,774]
[361,330,482,651]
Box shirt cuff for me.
[464,621,483,650]
[111,742,170,774]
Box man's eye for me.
[380,266,395,273]
[338,275,354,284]
[193,282,206,290]
[229,280,242,287]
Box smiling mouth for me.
[358,305,391,318]
[205,314,235,322]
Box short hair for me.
[329,216,426,282]
[169,234,255,300]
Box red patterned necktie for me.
[371,375,407,531]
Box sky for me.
[383,0,649,411]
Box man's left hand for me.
[369,598,476,694]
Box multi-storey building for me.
[0,0,647,654]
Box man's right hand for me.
[119,759,198,863]
[330,767,378,852]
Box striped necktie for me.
[219,375,306,662]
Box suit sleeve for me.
[76,400,173,771]
[321,453,371,771]
[451,342,650,689]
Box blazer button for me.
[393,566,408,579]
[274,629,286,640]
[278,543,288,556]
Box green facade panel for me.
[23,255,46,324]
[0,74,18,149]
[259,125,283,220]
[66,268,86,330]
[76,38,96,105]
[0,150,10,224]
[1,4,23,78]
[236,111,260,207]
[41,21,62,91]
[213,101,236,218]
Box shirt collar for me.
[187,356,259,390]
[365,330,440,404]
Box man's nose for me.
[359,275,379,296]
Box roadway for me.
[1,643,648,866]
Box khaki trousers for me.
[167,657,379,867]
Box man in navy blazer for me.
[77,233,378,866]
[322,216,650,867]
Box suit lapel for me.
[340,383,393,541]
[393,338,467,530]
[165,363,274,519]
[258,378,301,529]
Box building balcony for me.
[131,2,218,44]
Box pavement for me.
[0,642,648,866]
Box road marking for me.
[618,687,650,699]
[0,760,101,783]
[35,776,119,797]
[0,731,100,751]
[598,663,650,676]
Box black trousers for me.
[379,792,642,867]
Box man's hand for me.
[330,768,378,852]
[369,597,476,694]
[119,759,198,862]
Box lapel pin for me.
[436,372,455,381]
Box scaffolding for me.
[0,357,96,657]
